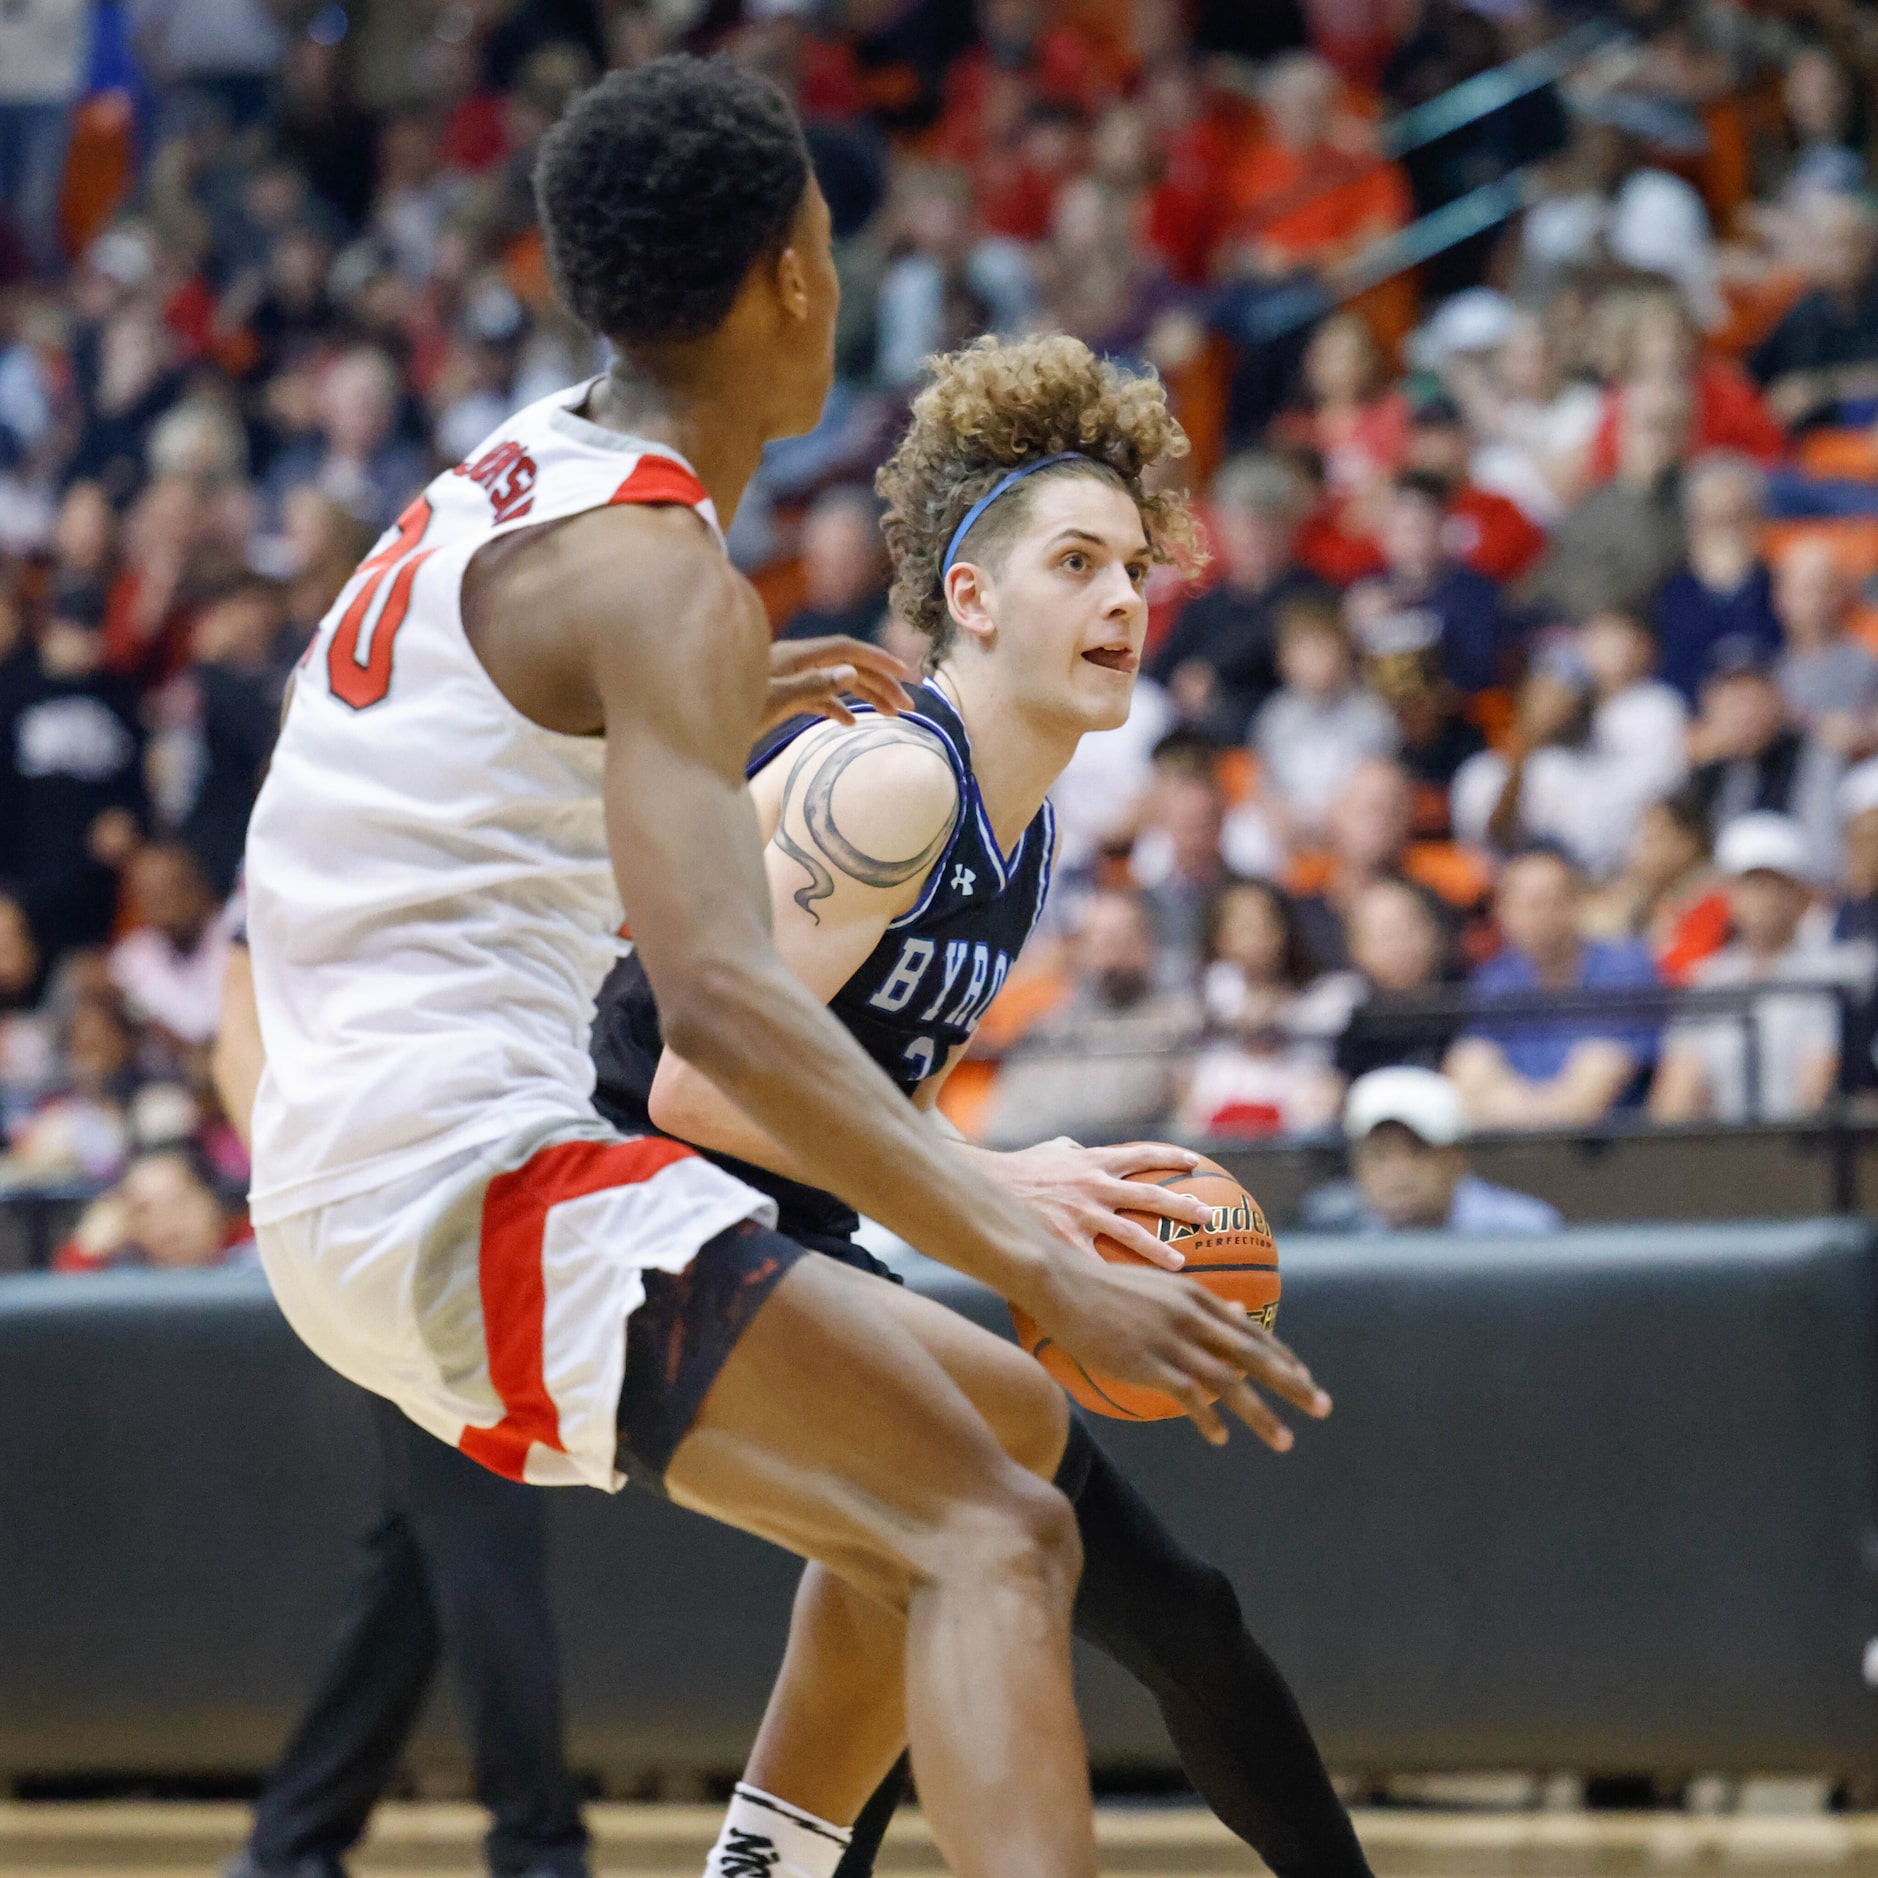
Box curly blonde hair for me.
[876,334,1202,658]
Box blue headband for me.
[941,453,1086,580]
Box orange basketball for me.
[1009,1157,1281,1421]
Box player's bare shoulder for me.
[463,502,764,739]
[762,713,961,926]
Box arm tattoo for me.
[774,723,960,923]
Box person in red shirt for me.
[1292,443,1388,586]
[53,1143,254,1274]
[1218,52,1411,283]
[1276,360,1534,602]
[931,0,1134,225]
[1278,312,1411,502]
[1580,788,1731,985]
[1279,313,1409,585]
[975,101,1087,242]
[1139,65,1262,285]
[1586,287,1785,479]
[1400,387,1548,583]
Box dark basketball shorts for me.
[613,1220,903,1486]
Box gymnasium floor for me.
[6,1804,1878,1878]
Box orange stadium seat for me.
[1466,686,1516,751]
[1763,518,1878,583]
[1713,266,1808,357]
[1284,849,1336,896]
[935,1056,1000,1136]
[1284,839,1489,909]
[1403,839,1491,910]
[1764,520,1878,655]
[1795,428,1878,482]
[751,555,807,634]
[57,91,136,263]
[1215,745,1258,807]
[1167,330,1234,492]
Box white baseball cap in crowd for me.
[1714,811,1814,883]
[1343,1066,1467,1147]
[1404,288,1517,370]
[1839,757,1878,823]
[86,227,155,291]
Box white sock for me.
[702,1782,853,1878]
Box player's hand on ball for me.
[1029,1258,1331,1451]
[976,1137,1211,1272]
[760,636,913,733]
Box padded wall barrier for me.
[3,1221,1876,1782]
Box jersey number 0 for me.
[328,496,435,710]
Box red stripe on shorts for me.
[459,1136,697,1480]
[609,455,709,510]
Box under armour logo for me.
[951,865,976,895]
[717,1829,780,1877]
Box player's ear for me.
[772,241,809,322]
[943,562,997,649]
[771,179,826,324]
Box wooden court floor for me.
[8,1804,1878,1878]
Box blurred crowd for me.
[7,0,1878,1267]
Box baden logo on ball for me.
[1010,1156,1281,1421]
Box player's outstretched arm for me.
[646,714,961,1171]
[564,510,1323,1442]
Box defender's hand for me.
[1022,1253,1332,1452]
[973,1138,1211,1272]
[761,636,913,734]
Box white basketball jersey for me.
[244,379,724,1226]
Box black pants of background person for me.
[233,1395,590,1878]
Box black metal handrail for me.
[997,977,1867,1048]
[987,977,1875,1208]
[996,975,1871,1123]
[1329,979,1862,1028]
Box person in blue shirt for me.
[1370,469,1510,697]
[1651,455,1781,707]
[1445,844,1661,1128]
[1303,1067,1563,1233]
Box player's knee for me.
[1014,1469,1082,1581]
[932,1468,1082,1609]
[979,1337,1072,1479]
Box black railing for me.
[1328,978,1868,1114]
[0,1181,92,1276]
[982,976,1874,1201]
[1,981,1870,1274]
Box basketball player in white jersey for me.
[242,57,1326,1878]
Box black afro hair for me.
[534,55,811,347]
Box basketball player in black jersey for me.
[591,334,1372,1878]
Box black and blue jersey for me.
[589,681,1056,1242]
[817,683,1055,1099]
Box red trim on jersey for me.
[458,1135,698,1480]
[610,455,709,510]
